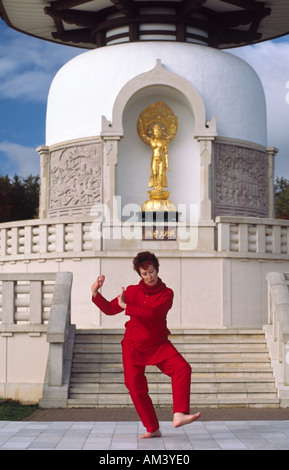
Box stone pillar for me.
[196,136,215,221]
[37,145,50,219]
[267,147,278,219]
[102,137,120,221]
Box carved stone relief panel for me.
[214,142,268,218]
[48,141,102,217]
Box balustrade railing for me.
[0,273,57,332]
[0,272,75,407]
[217,216,289,256]
[266,272,289,404]
[0,217,98,258]
[1,216,289,258]
[45,272,74,394]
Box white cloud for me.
[0,29,81,102]
[0,141,40,176]
[0,70,54,101]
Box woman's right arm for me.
[91,275,124,316]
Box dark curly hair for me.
[133,251,159,276]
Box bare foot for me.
[173,411,201,428]
[140,429,162,439]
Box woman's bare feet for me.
[140,429,162,439]
[140,413,200,438]
[173,411,201,428]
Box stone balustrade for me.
[40,272,75,408]
[217,216,289,256]
[265,272,289,407]
[0,217,99,259]
[0,273,57,333]
[1,216,289,259]
[0,272,75,405]
[0,215,204,254]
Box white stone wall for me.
[0,333,48,403]
[1,216,289,331]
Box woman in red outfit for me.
[91,251,200,438]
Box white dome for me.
[46,42,267,146]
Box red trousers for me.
[122,346,192,433]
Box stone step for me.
[69,382,277,395]
[71,369,274,383]
[68,329,279,408]
[74,343,264,355]
[70,373,275,383]
[69,389,278,401]
[74,335,267,343]
[75,331,267,343]
[67,395,280,408]
[71,353,271,364]
[71,363,273,374]
[75,328,266,335]
[74,329,268,344]
[71,358,273,368]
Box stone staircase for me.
[67,329,280,408]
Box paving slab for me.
[1,418,289,450]
[2,407,289,451]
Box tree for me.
[22,175,40,219]
[274,176,289,220]
[0,175,13,222]
[0,174,39,223]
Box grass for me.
[0,400,38,421]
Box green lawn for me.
[0,400,38,421]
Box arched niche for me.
[101,60,217,221]
[118,87,199,220]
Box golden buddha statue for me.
[137,101,177,212]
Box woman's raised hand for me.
[117,287,127,309]
[91,275,105,297]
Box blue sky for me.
[0,21,81,177]
[0,19,289,180]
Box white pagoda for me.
[1,0,289,408]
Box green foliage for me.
[0,174,39,223]
[275,177,289,220]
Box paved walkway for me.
[1,408,289,450]
[1,419,289,450]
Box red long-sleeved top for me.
[92,278,179,365]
